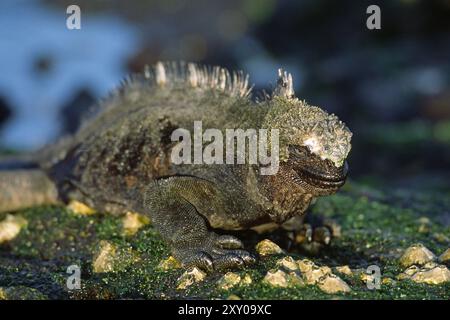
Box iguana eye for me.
[288,145,308,158]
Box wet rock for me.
[122,211,150,236]
[411,265,450,285]
[297,259,332,284]
[397,265,420,280]
[157,256,182,270]
[177,267,207,290]
[241,274,252,285]
[317,274,351,294]
[439,248,450,263]
[263,269,288,288]
[286,271,305,287]
[304,266,333,285]
[360,272,378,285]
[255,239,284,256]
[0,214,27,244]
[398,263,450,284]
[92,240,140,273]
[399,243,435,267]
[276,256,298,271]
[217,272,241,290]
[433,233,449,244]
[297,258,316,273]
[335,265,353,276]
[418,220,430,234]
[0,286,48,300]
[67,200,96,216]
[382,277,396,286]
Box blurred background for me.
[0,0,449,191]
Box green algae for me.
[0,180,449,300]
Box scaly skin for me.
[0,62,352,271]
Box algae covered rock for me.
[122,211,150,236]
[92,240,140,273]
[286,271,305,287]
[255,239,284,256]
[398,263,450,285]
[399,243,436,267]
[263,269,288,288]
[439,248,450,263]
[0,214,27,244]
[0,286,48,300]
[297,259,332,285]
[397,265,421,280]
[263,269,304,288]
[317,274,351,294]
[276,256,299,271]
[335,265,353,276]
[241,274,253,285]
[157,256,182,271]
[217,272,242,290]
[67,200,96,216]
[410,265,450,284]
[296,258,314,272]
[177,267,207,290]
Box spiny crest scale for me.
[143,61,252,98]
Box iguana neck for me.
[245,165,313,224]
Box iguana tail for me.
[0,169,59,212]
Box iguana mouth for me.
[295,161,348,190]
[288,145,348,190]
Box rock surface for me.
[318,274,351,294]
[255,239,284,256]
[177,267,207,290]
[0,214,27,244]
[241,274,252,285]
[399,243,436,267]
[217,272,242,290]
[398,263,450,284]
[67,200,96,215]
[92,240,140,273]
[122,211,150,236]
[0,286,48,300]
[335,265,353,276]
[157,256,182,270]
[297,259,332,285]
[263,269,288,287]
[276,256,298,271]
[439,248,450,263]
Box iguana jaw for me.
[294,160,348,190]
[289,145,348,194]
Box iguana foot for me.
[174,234,256,272]
[295,219,340,255]
[296,224,331,245]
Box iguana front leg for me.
[143,177,255,272]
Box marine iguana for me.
[0,62,352,271]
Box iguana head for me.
[262,69,352,195]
